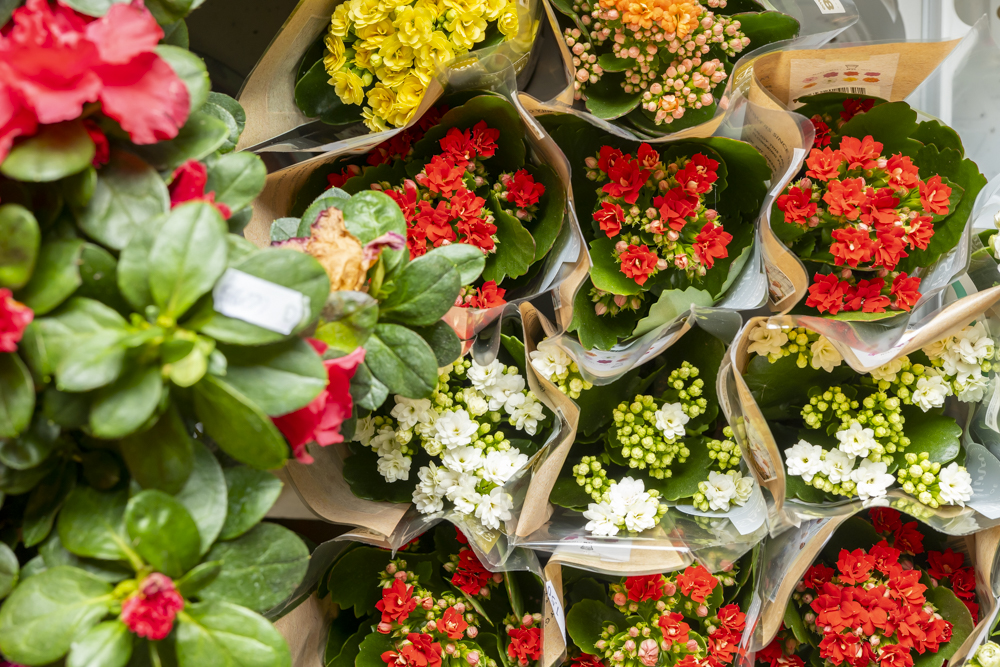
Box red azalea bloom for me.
[422,155,466,195]
[470,121,499,158]
[907,216,934,250]
[272,340,365,464]
[837,135,883,170]
[598,145,624,173]
[376,578,418,625]
[625,574,664,601]
[811,115,832,148]
[870,508,902,534]
[836,548,875,585]
[83,119,109,166]
[823,177,867,220]
[507,627,542,666]
[464,281,506,309]
[776,185,816,225]
[879,644,913,667]
[715,604,746,633]
[927,549,965,581]
[869,541,902,577]
[168,160,233,220]
[0,0,189,160]
[872,226,908,270]
[654,187,698,230]
[439,126,476,166]
[840,98,875,122]
[594,201,624,237]
[843,278,889,313]
[890,272,921,311]
[819,631,863,666]
[436,607,468,639]
[949,566,976,601]
[506,169,545,208]
[919,175,952,216]
[675,153,719,193]
[805,273,849,315]
[603,155,649,205]
[618,244,659,285]
[805,147,842,181]
[676,564,718,603]
[893,521,925,554]
[860,187,900,227]
[636,142,660,170]
[830,227,875,268]
[120,573,185,641]
[0,289,33,353]
[657,612,691,647]
[886,154,920,191]
[802,564,836,590]
[693,222,732,269]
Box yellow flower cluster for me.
[325,0,520,131]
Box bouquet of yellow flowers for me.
[297,0,522,132]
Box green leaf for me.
[646,437,712,500]
[67,620,132,667]
[349,362,390,412]
[55,329,126,392]
[363,323,439,399]
[588,237,642,295]
[57,487,129,561]
[340,190,407,277]
[59,0,128,14]
[566,278,640,351]
[197,522,309,612]
[176,561,222,598]
[1,120,95,182]
[117,213,167,311]
[205,152,266,211]
[0,204,40,289]
[381,252,463,326]
[207,92,246,141]
[413,320,462,367]
[527,164,566,262]
[484,193,535,283]
[733,11,800,47]
[22,463,75,548]
[0,566,113,666]
[0,542,17,599]
[584,73,642,120]
[201,101,239,154]
[0,353,35,439]
[157,44,210,113]
[15,239,84,315]
[782,600,812,647]
[313,291,379,354]
[326,546,395,615]
[120,406,194,495]
[743,352,854,420]
[566,599,626,654]
[175,601,292,667]
[343,444,413,503]
[145,0,194,25]
[0,413,59,470]
[125,489,202,578]
[355,633,395,667]
[132,111,229,172]
[76,243,128,313]
[218,467,282,541]
[193,374,289,469]
[74,150,170,251]
[550,476,592,511]
[632,287,713,338]
[222,338,328,417]
[885,407,961,468]
[161,18,189,48]
[89,364,163,439]
[174,441,228,555]
[914,586,973,667]
[35,297,129,379]
[38,535,132,584]
[149,201,228,318]
[428,243,487,285]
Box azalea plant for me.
[537,325,756,537]
[741,318,991,506]
[539,113,769,350]
[549,0,798,134]
[320,524,546,667]
[759,508,976,667]
[772,95,986,320]
[294,0,523,132]
[563,552,755,667]
[288,94,567,312]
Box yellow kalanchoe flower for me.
[394,5,435,47]
[324,33,347,74]
[378,34,415,71]
[347,0,391,28]
[497,1,518,37]
[330,3,351,36]
[481,0,506,21]
[395,73,426,109]
[446,11,488,50]
[333,70,367,105]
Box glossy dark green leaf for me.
[15,238,84,315]
[588,237,642,295]
[132,111,229,172]
[207,92,246,140]
[80,450,122,491]
[0,566,113,666]
[116,213,167,311]
[22,463,75,547]
[341,190,408,244]
[0,457,56,495]
[583,73,642,120]
[413,320,462,367]
[424,243,486,286]
[313,290,379,354]
[34,297,128,379]
[0,353,34,439]
[201,101,239,154]
[1,120,95,182]
[566,599,627,654]
[67,619,132,667]
[39,534,133,584]
[483,193,535,283]
[342,444,413,503]
[363,323,439,399]
[355,633,394,667]
[0,542,17,598]
[222,338,327,417]
[55,330,126,393]
[120,407,194,495]
[174,601,292,667]
[56,487,129,561]
[161,18,189,48]
[176,561,222,598]
[90,364,163,439]
[566,277,640,351]
[125,489,201,578]
[75,243,127,312]
[205,152,266,211]
[380,252,462,326]
[174,440,228,554]
[0,204,40,290]
[193,374,288,469]
[157,44,209,112]
[349,362,389,412]
[0,413,59,470]
[219,467,281,541]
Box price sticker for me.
[212,268,309,335]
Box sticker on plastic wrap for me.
[675,484,767,536]
[788,54,899,107]
[556,535,632,562]
[545,580,567,642]
[966,443,1000,519]
[764,261,795,306]
[813,0,845,13]
[212,268,309,334]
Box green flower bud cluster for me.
[552,361,593,400]
[368,415,419,457]
[802,387,909,461]
[779,327,824,369]
[897,452,947,508]
[706,431,740,470]
[666,363,708,416]
[573,455,611,502]
[612,395,691,478]
[804,467,857,498]
[589,286,645,318]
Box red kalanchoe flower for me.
[449,187,487,223]
[388,179,420,222]
[272,339,365,464]
[805,273,850,315]
[870,508,902,533]
[837,136,883,171]
[805,147,842,181]
[927,549,965,581]
[625,574,664,601]
[757,639,783,667]
[618,244,659,286]
[383,633,443,667]
[830,227,875,268]
[715,604,746,633]
[327,167,356,189]
[836,548,876,585]
[470,121,499,158]
[120,573,185,641]
[843,278,889,313]
[168,160,233,220]
[675,153,719,193]
[83,119,109,167]
[506,169,545,208]
[802,564,835,590]
[892,521,925,554]
[0,0,190,161]
[872,226,909,270]
[603,155,649,205]
[860,187,900,227]
[456,218,497,253]
[0,289,33,353]
[654,187,698,230]
[887,569,927,607]
[440,126,477,166]
[368,132,413,165]
[907,216,934,250]
[818,631,864,666]
[657,612,690,647]
[919,175,952,216]
[636,142,660,170]
[869,540,902,577]
[949,566,976,600]
[676,564,718,603]
[598,145,624,173]
[879,644,914,667]
[571,654,604,667]
[693,222,732,269]
[811,115,832,148]
[465,281,506,309]
[776,185,816,225]
[507,626,542,666]
[422,155,466,195]
[840,98,875,122]
[594,201,624,238]
[823,177,867,220]
[889,273,921,313]
[452,548,491,596]
[436,606,469,639]
[962,598,979,623]
[377,578,418,625]
[885,154,920,191]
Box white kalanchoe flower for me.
[370,425,396,453]
[583,501,622,536]
[390,396,434,430]
[486,373,526,412]
[529,346,572,382]
[870,358,905,383]
[836,421,878,458]
[475,487,513,530]
[954,322,994,365]
[422,438,444,456]
[607,477,648,513]
[434,408,480,449]
[923,336,953,361]
[784,440,825,482]
[462,389,490,418]
[732,471,754,506]
[377,449,411,483]
[654,402,689,440]
[622,494,659,532]
[442,445,484,473]
[703,470,737,512]
[851,459,895,501]
[747,324,788,359]
[482,449,529,486]
[957,373,990,403]
[354,415,376,446]
[506,392,545,435]
[468,359,504,393]
[447,473,482,513]
[973,641,1000,667]
[809,336,842,372]
[417,461,459,497]
[823,448,856,485]
[937,462,973,506]
[412,486,443,514]
[912,374,952,411]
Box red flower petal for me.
[85,1,163,65]
[96,53,189,144]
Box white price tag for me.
[545,581,567,642]
[212,268,309,335]
[557,535,633,562]
[813,0,844,14]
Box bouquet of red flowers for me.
[760,508,977,667]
